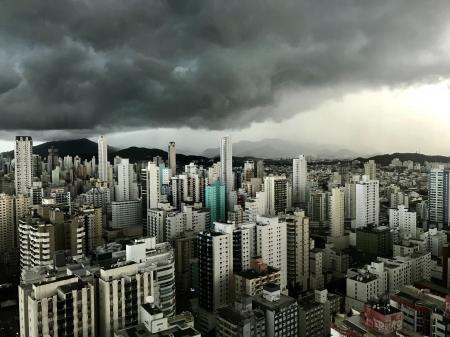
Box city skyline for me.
[2,2,450,337]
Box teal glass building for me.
[205,181,226,228]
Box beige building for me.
[285,211,310,291]
[0,193,15,252]
[19,273,95,337]
[234,257,281,300]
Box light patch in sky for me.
[1,81,450,156]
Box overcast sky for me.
[1,1,450,155]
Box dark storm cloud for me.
[0,0,450,132]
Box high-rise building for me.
[146,203,173,242]
[126,238,176,316]
[15,193,31,233]
[309,249,324,290]
[98,135,108,181]
[285,211,309,291]
[19,273,96,337]
[252,283,299,337]
[216,297,266,337]
[168,141,176,176]
[205,181,226,227]
[47,146,58,173]
[116,158,135,201]
[242,160,255,182]
[19,217,55,275]
[330,187,345,237]
[14,136,33,195]
[355,175,379,228]
[390,190,409,209]
[356,226,392,259]
[220,136,233,211]
[308,191,328,223]
[98,264,146,337]
[81,206,103,253]
[30,182,43,206]
[256,160,265,179]
[0,193,14,253]
[198,231,233,312]
[165,206,209,242]
[345,263,388,311]
[111,200,142,228]
[256,216,288,291]
[234,257,281,300]
[174,231,197,296]
[264,175,290,216]
[98,237,176,337]
[208,162,221,184]
[389,205,417,237]
[428,168,449,225]
[293,154,307,205]
[214,222,256,273]
[364,160,377,180]
[297,293,326,337]
[84,186,111,214]
[344,178,357,220]
[146,161,160,209]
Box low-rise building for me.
[234,257,281,300]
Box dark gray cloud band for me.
[0,0,450,132]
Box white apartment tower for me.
[256,216,288,291]
[220,136,233,211]
[15,136,33,195]
[98,135,108,181]
[19,218,55,277]
[355,175,379,228]
[389,205,417,236]
[168,141,176,176]
[116,158,134,201]
[330,187,345,237]
[293,154,307,204]
[428,168,447,224]
[146,161,160,209]
[19,275,95,337]
[99,263,153,337]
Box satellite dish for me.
[145,296,154,304]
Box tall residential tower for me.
[14,136,33,195]
[293,155,307,205]
[98,135,108,181]
[220,136,233,212]
[168,141,176,176]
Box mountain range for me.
[357,153,450,166]
[202,138,362,159]
[2,138,450,165]
[1,138,211,166]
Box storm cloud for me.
[0,0,450,132]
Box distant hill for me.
[1,138,116,159]
[4,139,450,167]
[356,153,450,166]
[113,146,210,165]
[202,138,360,159]
[1,139,211,166]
